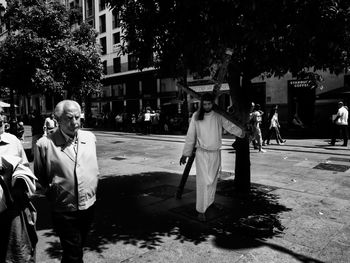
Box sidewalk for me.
[24,129,350,263]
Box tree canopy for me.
[0,0,102,101]
[108,0,350,81]
[107,0,350,190]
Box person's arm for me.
[334,109,342,123]
[34,139,49,189]
[180,115,197,165]
[275,116,281,128]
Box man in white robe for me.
[180,93,244,221]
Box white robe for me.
[182,111,243,213]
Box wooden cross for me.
[175,49,245,199]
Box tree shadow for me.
[32,171,322,262]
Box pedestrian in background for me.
[180,93,244,222]
[263,105,286,145]
[143,108,155,134]
[17,121,25,141]
[330,101,348,146]
[34,100,99,263]
[250,104,266,152]
[44,113,58,135]
[131,114,137,132]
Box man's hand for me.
[179,156,188,166]
[12,179,29,208]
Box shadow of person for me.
[31,171,321,262]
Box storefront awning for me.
[316,86,350,100]
[0,101,18,108]
[162,99,184,105]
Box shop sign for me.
[289,80,313,88]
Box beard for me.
[204,108,212,113]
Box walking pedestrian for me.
[131,114,137,132]
[179,93,244,221]
[330,101,348,146]
[115,113,123,131]
[44,113,58,135]
[0,109,38,263]
[34,100,99,263]
[250,104,266,152]
[144,108,155,134]
[263,105,286,145]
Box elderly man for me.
[0,108,38,262]
[34,100,99,263]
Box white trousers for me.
[195,149,221,213]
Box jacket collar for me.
[51,128,87,147]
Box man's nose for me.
[72,118,80,125]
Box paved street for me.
[22,128,350,263]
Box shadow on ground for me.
[32,171,323,262]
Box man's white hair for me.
[54,100,81,120]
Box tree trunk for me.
[84,94,92,127]
[9,87,16,120]
[228,68,252,192]
[233,136,251,192]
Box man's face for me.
[59,104,81,137]
[202,100,213,113]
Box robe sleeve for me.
[220,115,244,138]
[182,115,197,156]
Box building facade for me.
[0,0,348,135]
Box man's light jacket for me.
[34,129,99,212]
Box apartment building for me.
[0,0,5,40]
[1,0,348,133]
[78,0,178,117]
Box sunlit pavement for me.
[22,127,350,263]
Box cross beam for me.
[177,82,246,133]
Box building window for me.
[113,57,121,73]
[113,32,120,44]
[0,9,6,34]
[102,60,107,75]
[85,0,93,18]
[112,84,123,97]
[99,0,105,11]
[100,37,107,55]
[99,14,106,33]
[128,54,137,71]
[87,19,94,28]
[112,9,120,28]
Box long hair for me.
[196,92,215,121]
